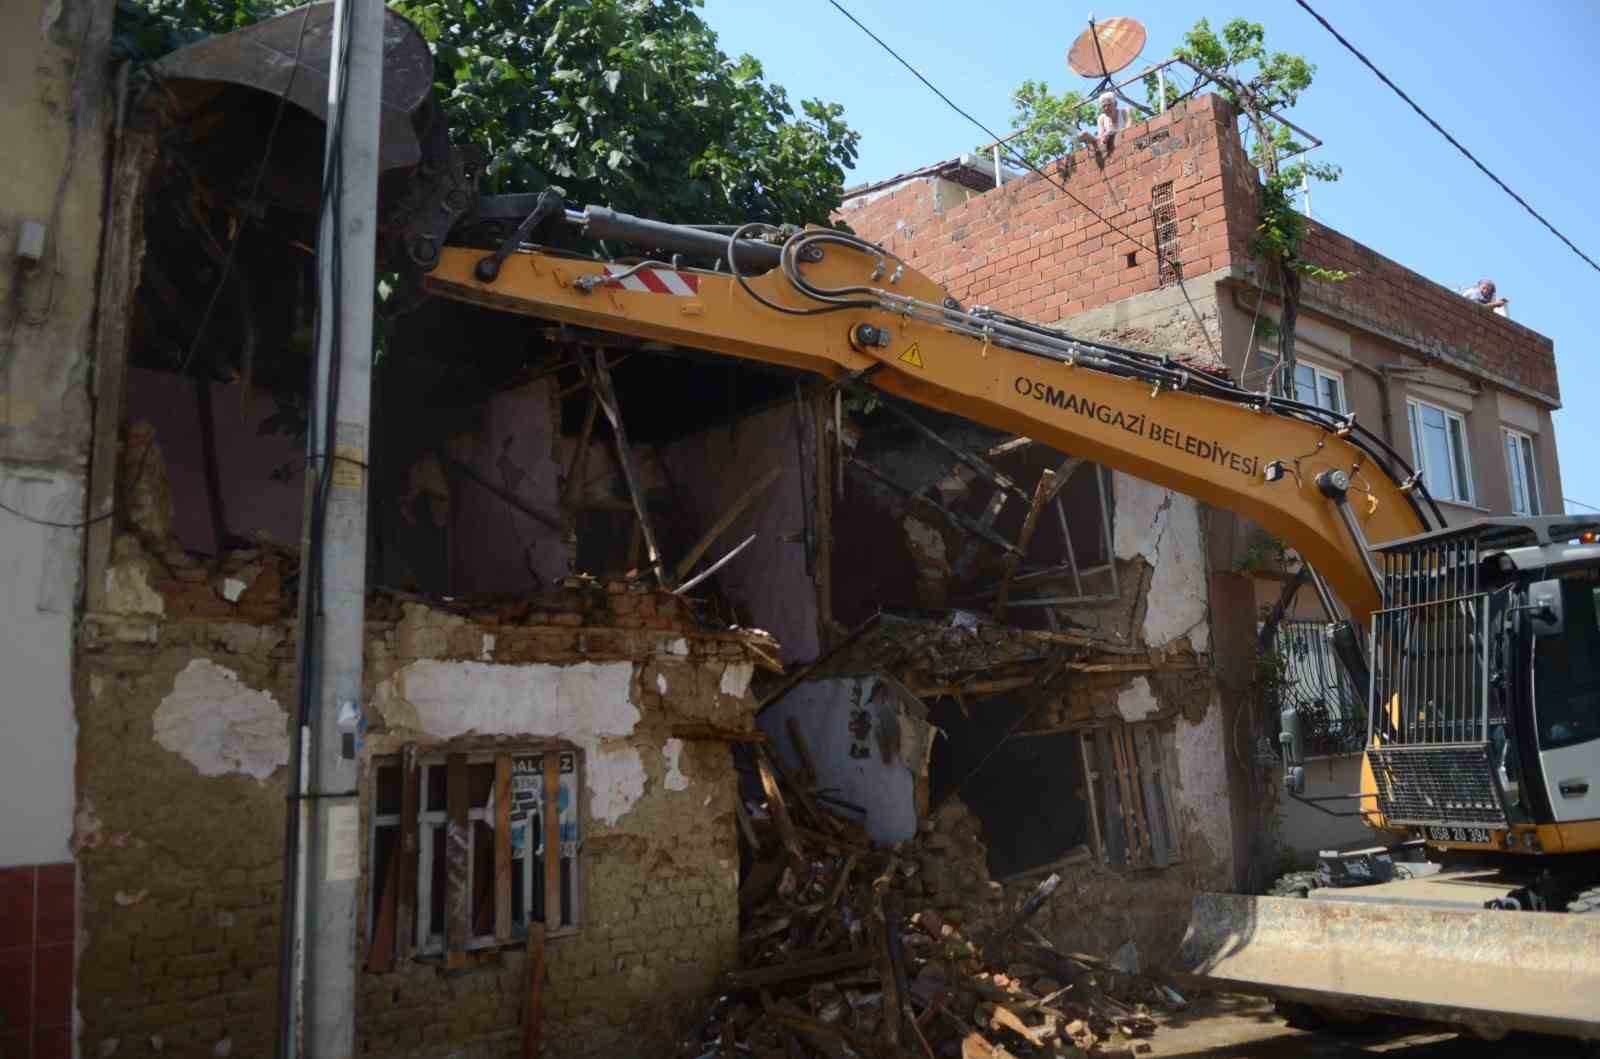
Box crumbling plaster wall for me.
[0,0,112,870]
[75,575,767,1059]
[124,368,306,553]
[664,401,818,662]
[448,378,569,595]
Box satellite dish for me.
[1067,17,1147,78]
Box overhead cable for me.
[1293,0,1600,275]
[820,0,1219,360]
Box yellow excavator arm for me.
[423,216,1433,625]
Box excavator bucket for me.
[1173,893,1600,1040]
[150,2,478,269]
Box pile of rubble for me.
[680,746,1183,1058]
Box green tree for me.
[114,0,859,226]
[1177,17,1349,393]
[1002,80,1098,169]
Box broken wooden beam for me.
[785,717,819,787]
[579,348,670,587]
[542,752,563,931]
[522,922,546,1059]
[848,456,1022,558]
[675,464,783,582]
[993,468,1055,619]
[754,752,808,871]
[670,723,767,744]
[847,384,1029,505]
[441,452,564,532]
[495,755,513,944]
[723,949,876,990]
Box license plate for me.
[1426,826,1491,843]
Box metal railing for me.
[1269,620,1365,756]
[1370,536,1490,747]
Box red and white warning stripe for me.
[600,264,700,295]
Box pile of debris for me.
[684,744,1183,1058]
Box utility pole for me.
[284,0,383,1054]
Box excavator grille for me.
[1366,744,1507,828]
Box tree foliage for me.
[114,0,859,226]
[1003,80,1098,169]
[1176,17,1346,283]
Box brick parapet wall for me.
[74,579,769,1059]
[840,93,1559,402]
[1295,220,1560,403]
[839,94,1254,329]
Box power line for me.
[1566,497,1600,514]
[820,0,1219,360]
[1293,0,1600,276]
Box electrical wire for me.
[820,0,1220,360]
[1292,0,1600,276]
[0,5,317,532]
[1565,497,1600,515]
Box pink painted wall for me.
[664,403,819,663]
[447,380,569,595]
[125,368,305,554]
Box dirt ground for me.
[1150,996,1592,1059]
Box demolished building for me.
[0,3,1565,1056]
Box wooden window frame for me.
[1078,721,1182,872]
[367,744,583,972]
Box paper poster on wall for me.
[508,751,580,857]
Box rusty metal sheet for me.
[1067,17,1147,78]
[153,2,436,172]
[1174,893,1600,1040]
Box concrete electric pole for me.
[285,0,383,1054]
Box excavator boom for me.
[423,221,1430,626]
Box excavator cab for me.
[1178,516,1600,1040]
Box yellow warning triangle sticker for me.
[898,341,925,369]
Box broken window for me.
[367,746,582,970]
[1080,722,1182,871]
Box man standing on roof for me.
[1463,278,1509,316]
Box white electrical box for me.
[17,219,47,263]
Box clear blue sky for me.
[701,0,1600,516]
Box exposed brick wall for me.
[75,556,768,1059]
[840,93,1559,404]
[838,94,1256,325]
[1296,221,1559,402]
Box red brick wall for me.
[840,93,1559,404]
[1296,222,1559,401]
[838,93,1257,323]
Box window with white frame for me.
[1504,429,1541,516]
[1293,362,1346,414]
[1406,398,1475,505]
[368,747,581,970]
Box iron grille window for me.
[1267,620,1365,756]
